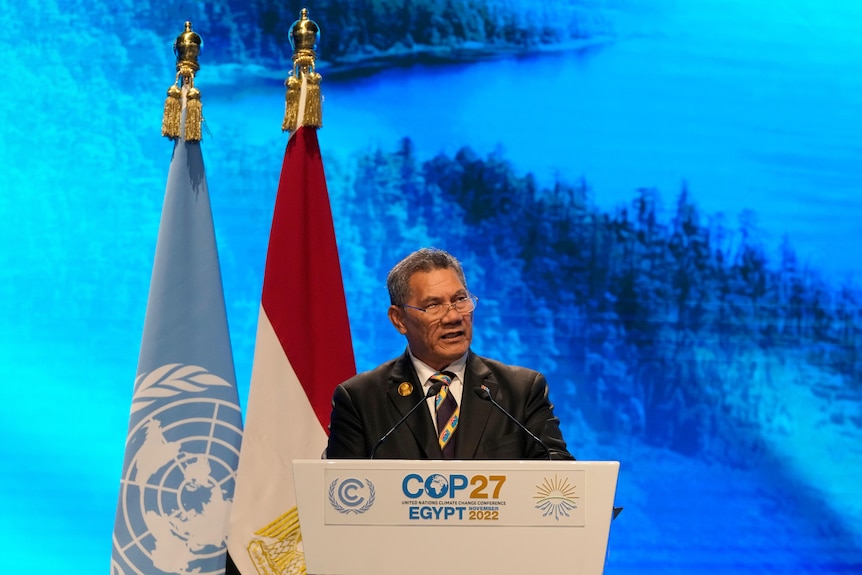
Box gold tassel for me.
[161,84,182,139]
[283,75,300,132]
[185,86,203,142]
[303,71,323,128]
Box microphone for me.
[473,385,552,461]
[369,381,445,459]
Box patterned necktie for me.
[431,371,459,458]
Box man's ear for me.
[388,305,408,334]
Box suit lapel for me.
[386,352,440,459]
[454,353,496,459]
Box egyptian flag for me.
[227,124,356,574]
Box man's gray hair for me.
[387,248,468,306]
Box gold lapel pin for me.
[398,382,413,397]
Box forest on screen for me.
[109,0,617,77]
[329,138,861,468]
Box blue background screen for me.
[1,0,860,572]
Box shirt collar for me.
[408,348,468,388]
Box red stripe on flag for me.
[261,126,356,431]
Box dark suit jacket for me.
[326,350,574,460]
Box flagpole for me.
[228,9,357,575]
[112,21,243,575]
[161,21,204,142]
[283,7,323,133]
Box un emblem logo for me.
[111,364,242,575]
[328,478,376,514]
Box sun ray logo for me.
[534,475,579,520]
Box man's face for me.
[388,267,473,371]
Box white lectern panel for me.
[293,460,619,575]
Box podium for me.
[292,459,620,575]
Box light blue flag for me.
[111,111,243,575]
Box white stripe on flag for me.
[228,307,327,575]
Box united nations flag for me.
[111,22,243,575]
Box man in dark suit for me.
[326,248,573,460]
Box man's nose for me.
[440,304,463,322]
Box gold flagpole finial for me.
[283,8,323,132]
[161,21,204,141]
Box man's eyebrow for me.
[421,291,467,305]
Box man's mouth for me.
[441,331,463,340]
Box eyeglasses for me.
[402,295,478,321]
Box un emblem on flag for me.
[111,364,243,575]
